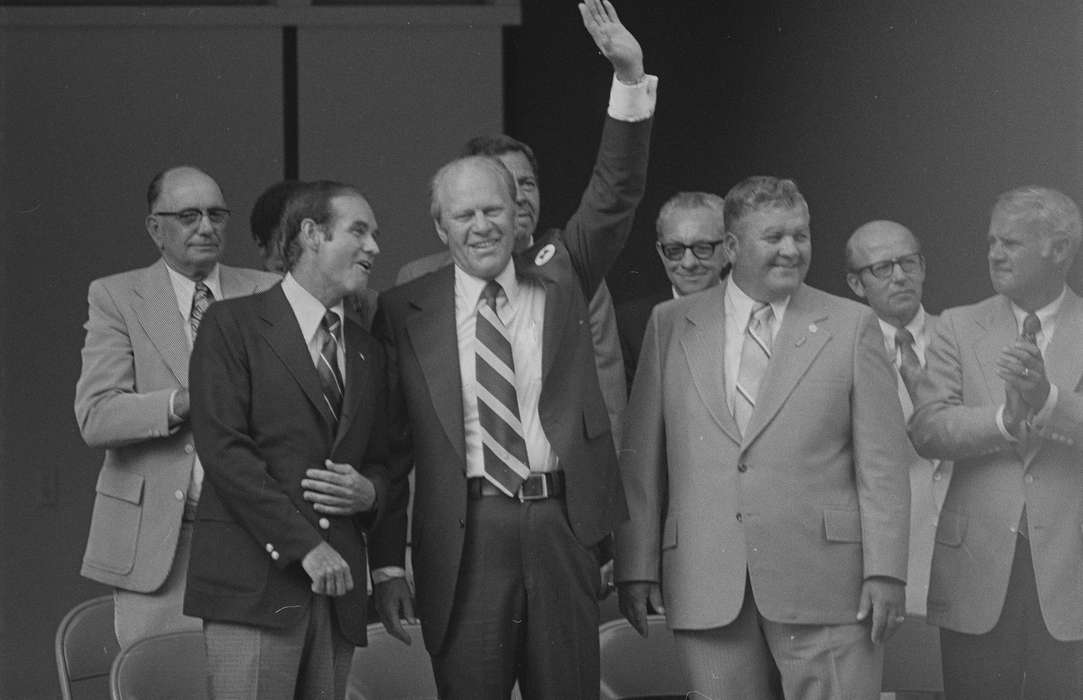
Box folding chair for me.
[598,615,685,700]
[109,630,208,700]
[55,595,119,700]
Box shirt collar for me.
[878,306,926,352]
[164,262,221,318]
[725,278,790,328]
[454,258,520,321]
[281,272,345,344]
[1009,286,1066,335]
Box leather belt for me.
[467,472,565,501]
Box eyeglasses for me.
[153,208,231,226]
[657,240,725,261]
[853,253,924,280]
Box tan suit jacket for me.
[616,281,912,629]
[910,290,1083,639]
[74,258,278,592]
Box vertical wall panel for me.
[298,25,504,291]
[0,26,282,697]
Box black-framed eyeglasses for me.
[853,253,924,280]
[657,240,725,261]
[153,208,231,226]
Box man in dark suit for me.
[910,186,1083,698]
[74,165,278,648]
[371,5,655,696]
[617,191,729,387]
[186,181,389,698]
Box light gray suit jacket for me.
[74,258,278,591]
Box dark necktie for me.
[190,280,214,340]
[1017,312,1041,538]
[317,311,344,425]
[475,281,530,496]
[894,327,922,400]
[734,302,774,435]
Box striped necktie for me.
[317,310,344,425]
[894,327,922,401]
[475,281,530,497]
[190,280,214,340]
[734,302,774,434]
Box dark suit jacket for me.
[616,288,671,388]
[371,115,652,654]
[185,284,389,645]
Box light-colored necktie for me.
[317,310,344,426]
[895,327,922,401]
[734,302,774,434]
[475,281,530,497]
[190,280,214,340]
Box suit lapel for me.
[741,285,830,448]
[1044,289,1083,393]
[405,267,466,462]
[974,297,1019,405]
[258,285,337,436]
[679,284,741,445]
[516,238,570,384]
[131,259,191,386]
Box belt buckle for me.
[518,473,548,502]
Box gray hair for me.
[723,176,807,236]
[992,186,1082,259]
[656,191,726,239]
[429,155,517,222]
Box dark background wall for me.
[2,1,1082,696]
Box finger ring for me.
[1022,367,1030,378]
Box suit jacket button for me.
[736,513,743,523]
[271,550,280,561]
[459,519,465,528]
[738,463,748,473]
[174,490,185,501]
[184,444,194,454]
[1025,474,1035,484]
[319,517,330,530]
[265,543,274,553]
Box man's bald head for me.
[845,220,925,328]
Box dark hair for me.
[462,134,539,181]
[280,180,364,271]
[723,176,807,236]
[250,180,305,248]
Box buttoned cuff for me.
[608,74,658,121]
[167,389,182,423]
[995,404,1019,443]
[372,566,407,584]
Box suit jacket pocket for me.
[661,517,678,550]
[934,510,967,547]
[823,508,862,543]
[84,469,145,574]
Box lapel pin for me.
[534,243,556,266]
[808,323,818,333]
[358,351,366,361]
[795,336,807,347]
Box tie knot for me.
[480,281,503,311]
[1022,312,1041,344]
[322,310,341,338]
[749,302,773,327]
[895,327,916,348]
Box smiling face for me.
[725,204,811,302]
[146,167,227,279]
[434,158,517,280]
[846,221,924,328]
[306,194,379,303]
[656,206,728,296]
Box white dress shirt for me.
[280,273,346,379]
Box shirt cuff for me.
[168,389,181,422]
[995,404,1019,443]
[372,566,407,584]
[1031,383,1059,425]
[607,74,658,122]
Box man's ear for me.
[300,218,321,251]
[1048,233,1072,266]
[145,215,164,250]
[434,220,449,246]
[846,272,867,300]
